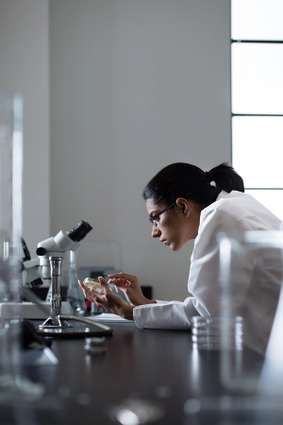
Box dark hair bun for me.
[206,163,244,193]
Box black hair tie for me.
[205,170,217,187]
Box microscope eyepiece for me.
[67,220,93,242]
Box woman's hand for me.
[79,278,134,320]
[79,280,104,306]
[107,272,154,306]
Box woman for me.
[81,162,282,353]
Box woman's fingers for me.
[106,289,125,305]
[84,284,133,319]
[95,293,107,304]
[105,291,134,320]
[80,282,91,298]
[80,281,94,296]
[107,272,137,288]
[108,272,135,280]
[98,276,107,286]
[80,276,135,317]
[79,281,99,302]
[108,278,132,288]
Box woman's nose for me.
[151,226,161,238]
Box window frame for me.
[231,1,283,219]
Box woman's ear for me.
[175,198,190,216]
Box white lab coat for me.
[133,191,282,353]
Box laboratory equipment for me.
[67,250,85,315]
[184,230,283,420]
[0,94,43,401]
[82,277,106,296]
[82,276,131,315]
[191,316,243,351]
[36,220,92,330]
[21,237,43,288]
[218,230,283,394]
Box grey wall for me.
[50,0,231,300]
[0,0,50,254]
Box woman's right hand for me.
[107,272,154,306]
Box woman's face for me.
[145,197,201,251]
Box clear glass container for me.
[185,230,283,421]
[191,316,243,351]
[67,250,85,315]
[0,94,43,401]
[218,230,283,396]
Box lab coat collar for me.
[216,190,242,201]
[216,190,228,201]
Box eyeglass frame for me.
[149,203,176,227]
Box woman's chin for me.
[169,242,179,251]
[163,240,182,251]
[171,240,187,251]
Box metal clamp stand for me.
[39,256,67,329]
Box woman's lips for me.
[161,240,169,245]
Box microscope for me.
[18,221,112,338]
[36,220,92,329]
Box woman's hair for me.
[142,162,244,207]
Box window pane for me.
[232,0,283,40]
[232,116,283,188]
[246,190,283,221]
[232,44,283,114]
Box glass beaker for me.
[0,94,43,401]
[218,230,283,395]
[191,316,243,351]
[185,230,283,422]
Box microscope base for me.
[39,314,71,329]
[35,315,113,338]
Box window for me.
[231,0,283,220]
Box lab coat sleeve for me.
[133,299,197,330]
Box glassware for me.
[184,230,283,422]
[218,230,283,395]
[83,276,109,315]
[82,277,106,296]
[67,250,85,315]
[0,94,43,402]
[82,275,131,315]
[191,316,243,351]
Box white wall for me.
[0,0,50,254]
[50,0,231,299]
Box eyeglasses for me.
[149,203,175,227]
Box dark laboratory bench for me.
[2,324,281,425]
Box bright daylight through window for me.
[231,0,283,220]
